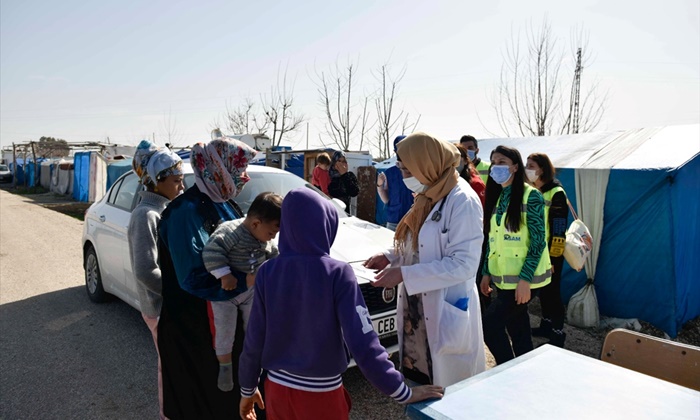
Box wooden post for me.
[356,165,377,223]
[23,146,28,188]
[30,141,38,188]
[12,143,17,188]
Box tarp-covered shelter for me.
[51,158,74,195]
[73,151,107,202]
[477,124,700,337]
[106,158,133,190]
[40,159,58,189]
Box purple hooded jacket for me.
[238,187,411,403]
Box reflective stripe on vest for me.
[488,184,551,290]
[476,160,490,184]
[541,186,565,242]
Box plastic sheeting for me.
[72,152,107,202]
[107,158,133,190]
[478,124,700,337]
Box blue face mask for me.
[490,165,513,185]
[467,150,476,161]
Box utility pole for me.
[572,47,582,134]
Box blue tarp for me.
[478,124,700,337]
[107,159,133,190]
[9,158,43,186]
[73,151,91,202]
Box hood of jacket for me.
[279,187,338,256]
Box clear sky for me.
[1,0,698,154]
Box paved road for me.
[0,190,407,419]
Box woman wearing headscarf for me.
[327,150,360,212]
[156,137,257,419]
[364,132,486,388]
[480,145,551,365]
[127,140,184,420]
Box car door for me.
[93,173,141,301]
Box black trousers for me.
[482,288,533,365]
[537,256,565,330]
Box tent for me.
[106,158,133,190]
[477,124,700,337]
[73,151,108,202]
[50,158,74,195]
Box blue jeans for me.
[386,222,398,231]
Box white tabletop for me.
[407,344,700,420]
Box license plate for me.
[372,314,397,337]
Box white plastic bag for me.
[567,280,599,328]
[563,219,593,271]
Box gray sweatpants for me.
[210,288,254,356]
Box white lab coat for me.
[387,178,486,387]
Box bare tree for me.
[492,18,607,137]
[373,64,419,160]
[260,66,305,147]
[314,60,375,151]
[222,98,270,135]
[160,107,181,146]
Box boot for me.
[531,318,552,338]
[548,329,566,348]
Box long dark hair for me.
[527,153,555,184]
[483,145,526,233]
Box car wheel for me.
[84,245,110,303]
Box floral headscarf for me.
[132,140,158,185]
[190,138,257,203]
[394,132,460,255]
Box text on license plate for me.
[372,315,397,337]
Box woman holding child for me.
[156,137,257,419]
[364,132,486,388]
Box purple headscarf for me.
[190,138,257,203]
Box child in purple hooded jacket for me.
[238,187,443,419]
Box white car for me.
[82,163,398,351]
[0,164,13,183]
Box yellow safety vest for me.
[487,184,552,290]
[476,160,490,184]
[541,186,566,243]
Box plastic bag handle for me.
[566,199,580,220]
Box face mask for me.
[456,163,465,173]
[467,150,476,161]
[526,169,538,183]
[403,176,428,194]
[490,165,513,185]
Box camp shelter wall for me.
[40,160,57,189]
[477,124,700,337]
[51,159,74,195]
[72,151,107,202]
[107,158,133,190]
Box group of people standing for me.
[373,133,569,372]
[126,130,569,419]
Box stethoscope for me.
[430,195,449,234]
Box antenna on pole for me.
[572,47,582,134]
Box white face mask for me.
[526,169,538,183]
[403,176,428,194]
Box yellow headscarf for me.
[394,132,460,255]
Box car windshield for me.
[0,165,8,171]
[183,169,347,216]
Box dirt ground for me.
[11,186,698,358]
